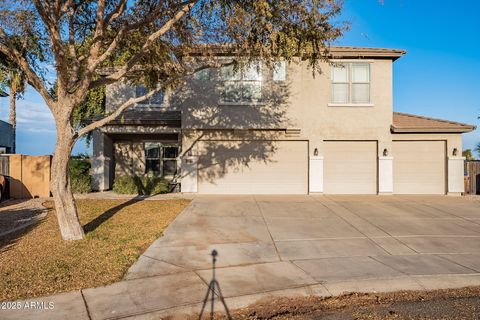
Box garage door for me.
[197,140,308,194]
[393,141,445,194]
[324,141,377,194]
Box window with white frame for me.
[331,63,370,104]
[220,62,262,104]
[135,85,164,106]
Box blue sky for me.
[0,0,478,156]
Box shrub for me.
[113,175,169,195]
[69,158,92,194]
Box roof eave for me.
[391,125,476,134]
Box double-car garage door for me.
[196,139,446,195]
[197,140,308,194]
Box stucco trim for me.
[328,103,375,108]
[391,127,474,133]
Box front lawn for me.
[0,198,190,301]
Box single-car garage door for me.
[197,140,308,194]
[393,140,446,194]
[324,141,377,194]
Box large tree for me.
[0,0,345,240]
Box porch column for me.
[309,156,324,193]
[378,156,393,194]
[92,130,114,191]
[448,156,465,196]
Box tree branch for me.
[93,1,197,83]
[76,84,164,138]
[0,30,53,106]
[86,1,175,74]
[32,0,68,87]
[104,0,127,27]
[78,59,234,138]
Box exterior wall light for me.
[453,148,458,156]
[383,148,388,157]
[313,148,319,156]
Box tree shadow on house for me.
[172,64,296,184]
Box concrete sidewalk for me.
[2,195,480,319]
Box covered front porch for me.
[91,111,181,191]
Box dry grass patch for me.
[188,287,480,320]
[0,198,190,301]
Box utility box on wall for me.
[8,154,52,198]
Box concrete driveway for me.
[129,195,480,272]
[108,195,480,318]
[7,195,480,320]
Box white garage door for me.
[324,141,377,194]
[393,141,445,194]
[197,140,308,194]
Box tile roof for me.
[392,112,476,133]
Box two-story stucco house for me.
[91,46,475,195]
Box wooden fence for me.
[0,155,8,175]
[465,161,480,195]
[1,154,52,199]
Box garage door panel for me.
[393,141,445,194]
[197,140,308,194]
[324,141,377,194]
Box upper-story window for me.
[135,85,164,106]
[331,63,370,104]
[220,62,262,104]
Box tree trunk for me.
[51,124,85,240]
[9,87,16,154]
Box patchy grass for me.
[0,198,190,301]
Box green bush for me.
[113,175,169,195]
[69,158,92,194]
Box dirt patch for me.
[0,198,190,301]
[189,287,480,319]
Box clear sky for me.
[0,0,478,156]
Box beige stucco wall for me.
[102,59,469,194]
[391,133,462,157]
[106,59,394,159]
[289,59,393,157]
[114,142,146,176]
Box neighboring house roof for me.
[392,112,476,133]
[328,46,406,61]
[0,89,8,97]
